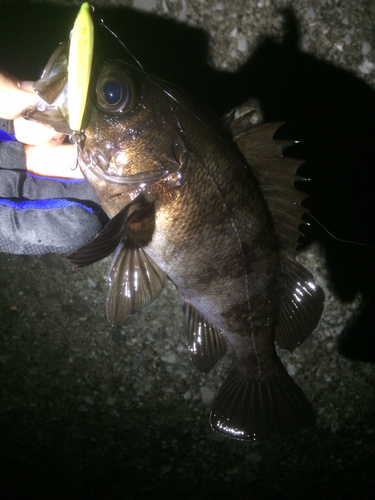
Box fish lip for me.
[78,146,179,185]
[86,164,177,185]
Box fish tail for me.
[209,364,316,440]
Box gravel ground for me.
[1,0,375,499]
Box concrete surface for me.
[1,0,375,498]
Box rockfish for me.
[25,41,324,440]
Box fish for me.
[24,39,324,440]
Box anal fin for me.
[276,257,325,351]
[210,364,316,440]
[183,300,227,373]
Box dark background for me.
[0,0,374,498]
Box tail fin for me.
[210,364,316,440]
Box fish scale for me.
[23,12,324,440]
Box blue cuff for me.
[0,129,17,142]
[0,198,94,213]
[26,172,87,184]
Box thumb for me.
[0,69,35,120]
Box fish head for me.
[78,60,188,215]
[24,44,189,216]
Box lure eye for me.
[95,67,138,114]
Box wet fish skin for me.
[27,53,324,440]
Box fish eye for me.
[95,67,138,114]
[101,80,122,105]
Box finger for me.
[13,116,66,147]
[19,80,35,93]
[25,144,85,180]
[0,69,35,119]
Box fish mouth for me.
[78,145,179,185]
[23,43,181,186]
[23,43,72,135]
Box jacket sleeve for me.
[0,119,108,255]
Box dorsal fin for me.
[231,116,306,259]
[231,114,324,351]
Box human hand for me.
[0,69,36,120]
[0,68,84,179]
[0,69,106,255]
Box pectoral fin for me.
[182,300,227,373]
[106,241,165,326]
[66,193,155,268]
[67,193,164,326]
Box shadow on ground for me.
[1,2,375,499]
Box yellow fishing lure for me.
[68,2,94,133]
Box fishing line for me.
[97,17,225,137]
[97,17,184,106]
[97,18,150,84]
[305,212,375,250]
[97,15,375,253]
